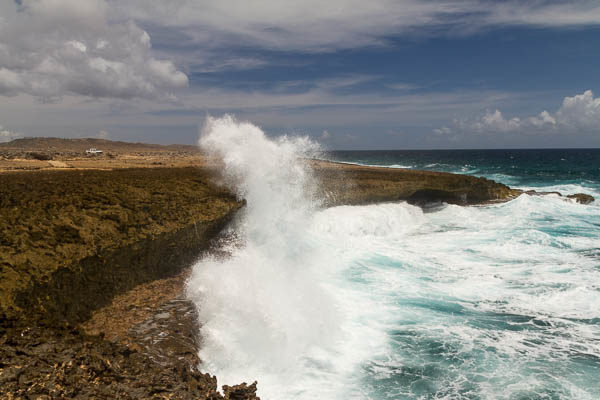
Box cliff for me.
[0,167,242,324]
[313,160,521,206]
[0,147,593,398]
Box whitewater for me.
[187,116,600,399]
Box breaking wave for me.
[188,118,600,399]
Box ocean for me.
[187,117,600,399]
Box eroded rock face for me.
[0,167,243,324]
[312,161,520,207]
[1,162,529,325]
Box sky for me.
[1,0,599,149]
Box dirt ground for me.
[0,137,211,172]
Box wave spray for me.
[187,116,350,398]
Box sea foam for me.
[188,118,600,399]
[187,116,375,398]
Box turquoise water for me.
[327,149,600,193]
[323,150,600,399]
[190,120,599,400]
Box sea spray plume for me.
[187,115,340,395]
[198,115,322,244]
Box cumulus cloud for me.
[556,90,600,130]
[528,110,556,127]
[440,90,600,135]
[111,0,600,52]
[469,110,522,133]
[0,0,188,101]
[0,125,24,143]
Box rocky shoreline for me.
[0,139,594,398]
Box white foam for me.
[309,195,600,398]
[320,159,413,169]
[188,120,600,398]
[187,116,387,398]
[516,183,600,204]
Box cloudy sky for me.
[1,0,599,149]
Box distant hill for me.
[0,137,200,153]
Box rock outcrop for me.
[312,160,521,206]
[524,190,595,204]
[0,167,256,398]
[0,167,242,324]
[0,321,259,399]
[567,193,595,204]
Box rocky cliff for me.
[313,160,521,206]
[0,167,242,324]
[0,159,592,399]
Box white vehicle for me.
[85,148,103,154]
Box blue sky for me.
[1,0,600,149]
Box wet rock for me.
[407,188,468,206]
[224,381,260,400]
[127,297,201,369]
[525,190,562,197]
[525,190,595,204]
[567,193,595,204]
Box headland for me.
[0,138,593,398]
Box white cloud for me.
[528,110,557,127]
[2,0,598,104]
[110,0,600,52]
[433,126,451,135]
[193,57,268,73]
[470,110,522,133]
[0,125,24,143]
[556,90,600,130]
[0,0,188,101]
[482,1,600,28]
[441,90,600,135]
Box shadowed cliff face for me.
[0,167,243,324]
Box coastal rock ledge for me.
[313,161,594,206]
[0,159,594,398]
[313,161,521,206]
[0,167,259,399]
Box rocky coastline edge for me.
[0,155,594,398]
